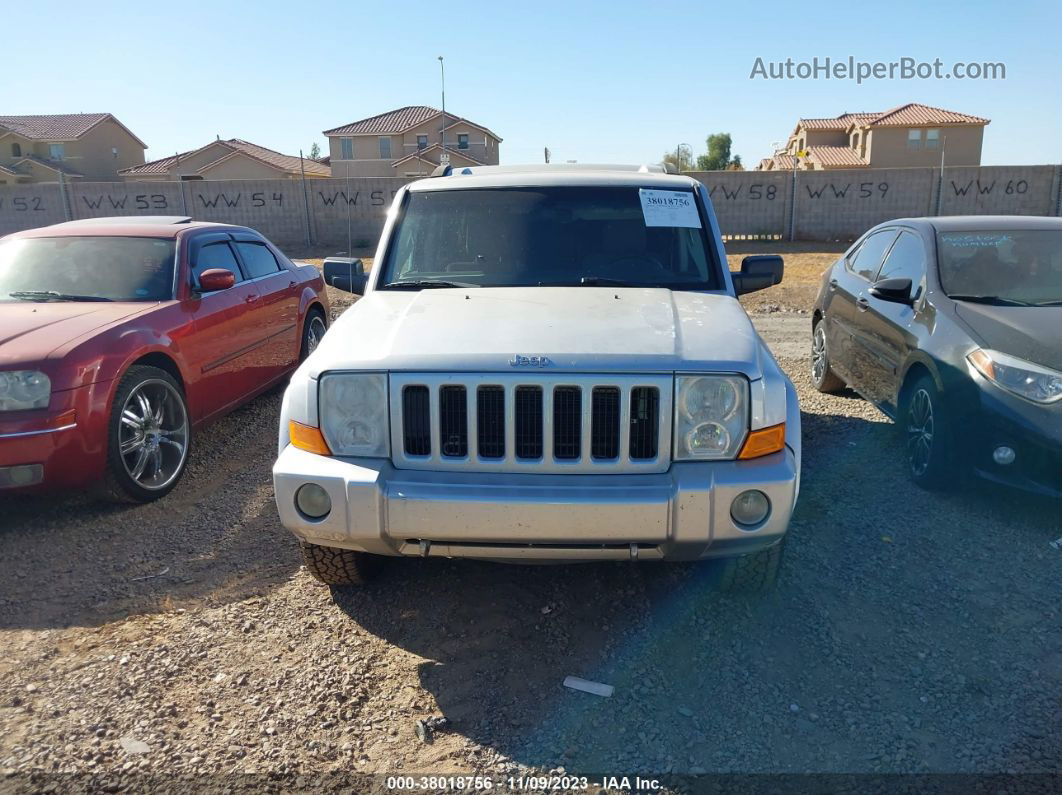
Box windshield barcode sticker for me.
[639,189,701,228]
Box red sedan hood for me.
[0,301,151,366]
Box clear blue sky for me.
[7,0,1060,168]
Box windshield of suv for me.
[937,230,1062,306]
[0,236,176,302]
[379,186,722,290]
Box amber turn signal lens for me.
[48,409,77,429]
[738,423,786,460]
[289,420,331,455]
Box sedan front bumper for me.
[968,385,1062,497]
[0,380,112,493]
[273,445,799,562]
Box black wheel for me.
[902,373,954,490]
[300,541,377,586]
[811,319,846,393]
[299,309,327,362]
[711,538,785,593]
[103,365,190,503]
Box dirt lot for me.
[1,244,1060,787]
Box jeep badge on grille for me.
[509,355,551,367]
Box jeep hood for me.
[311,288,768,378]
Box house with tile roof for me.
[757,103,989,171]
[0,113,146,184]
[324,106,501,177]
[120,138,331,181]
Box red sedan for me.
[0,216,330,502]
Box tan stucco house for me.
[0,113,146,184]
[120,138,331,181]
[324,106,501,177]
[758,103,989,171]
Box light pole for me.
[438,56,446,153]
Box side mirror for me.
[869,277,914,305]
[731,254,784,295]
[198,268,236,292]
[323,257,366,296]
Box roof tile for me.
[798,103,987,132]
[324,106,442,136]
[806,145,867,167]
[0,113,111,140]
[868,102,989,127]
[119,139,329,177]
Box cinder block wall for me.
[689,164,1062,240]
[1,167,1060,245]
[0,177,412,248]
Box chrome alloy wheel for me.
[306,315,327,355]
[811,325,828,384]
[117,379,189,491]
[906,387,935,477]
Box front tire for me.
[902,373,954,490]
[300,542,377,586]
[811,320,846,393]
[103,365,191,503]
[299,309,327,362]
[711,538,785,593]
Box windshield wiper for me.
[8,290,112,302]
[380,279,479,290]
[948,294,1033,307]
[576,276,651,287]
[1031,299,1062,307]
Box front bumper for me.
[0,381,112,493]
[273,445,799,562]
[967,386,1062,498]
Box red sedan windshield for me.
[0,236,176,302]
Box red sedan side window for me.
[235,242,281,279]
[193,242,243,288]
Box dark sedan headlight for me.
[968,349,1062,405]
[0,370,51,411]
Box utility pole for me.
[438,56,446,154]
[674,143,690,172]
[934,135,948,216]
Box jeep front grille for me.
[390,374,673,474]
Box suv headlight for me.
[674,375,748,460]
[0,370,51,411]
[317,373,390,457]
[968,349,1062,404]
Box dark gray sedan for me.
[811,215,1061,495]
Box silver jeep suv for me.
[273,165,800,590]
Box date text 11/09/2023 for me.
[384,775,664,791]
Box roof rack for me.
[428,163,673,178]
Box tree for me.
[661,145,694,172]
[696,133,740,171]
[308,142,321,160]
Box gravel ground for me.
[1,291,1060,787]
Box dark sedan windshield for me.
[380,186,721,290]
[938,230,1062,305]
[0,236,176,302]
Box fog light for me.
[295,483,332,519]
[0,464,44,489]
[731,489,770,527]
[992,446,1016,466]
